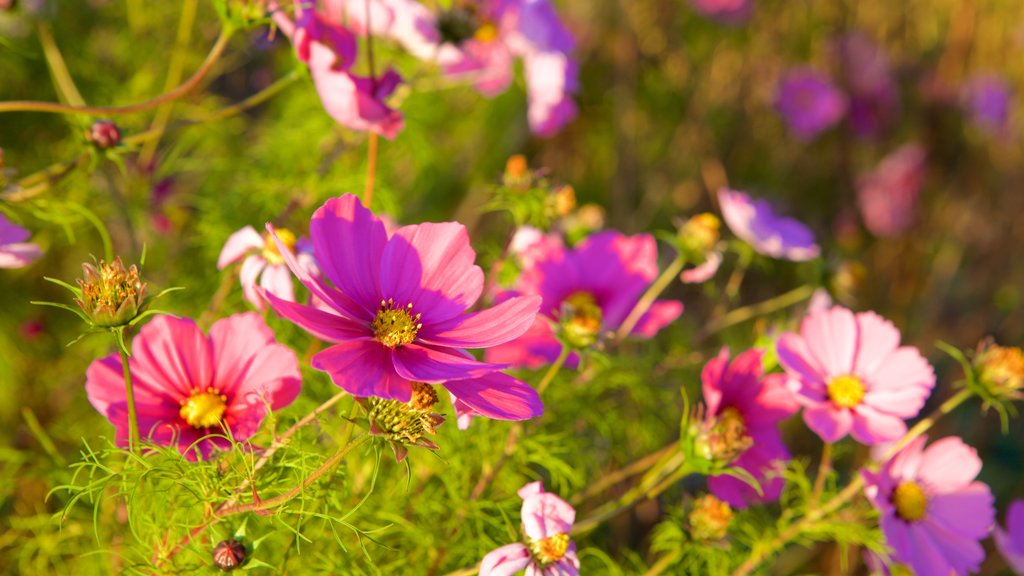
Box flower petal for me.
[802,403,852,443]
[310,194,388,315]
[850,404,907,445]
[207,313,302,410]
[217,226,263,269]
[800,307,857,376]
[0,242,43,268]
[479,543,531,576]
[312,340,411,401]
[852,311,901,376]
[260,263,295,305]
[130,315,214,400]
[928,482,995,540]
[916,437,982,493]
[392,344,505,384]
[631,299,683,338]
[521,492,575,541]
[420,295,541,348]
[263,289,373,343]
[442,372,542,422]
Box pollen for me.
[180,390,228,429]
[372,299,421,347]
[409,382,439,411]
[892,481,928,522]
[262,228,297,265]
[529,532,570,564]
[827,374,865,409]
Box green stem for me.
[118,331,140,452]
[536,345,570,395]
[810,442,832,508]
[701,284,815,338]
[616,253,686,341]
[37,22,86,106]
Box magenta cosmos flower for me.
[689,0,753,25]
[485,230,683,369]
[996,500,1024,574]
[776,69,848,140]
[702,348,799,508]
[777,306,935,445]
[856,143,927,237]
[480,481,579,576]
[85,314,301,460]
[263,194,543,423]
[864,436,994,576]
[834,32,900,138]
[0,213,43,268]
[271,0,404,138]
[217,225,317,310]
[717,189,820,261]
[961,74,1013,136]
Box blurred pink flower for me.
[486,230,683,369]
[85,314,301,460]
[263,194,542,423]
[689,0,753,24]
[995,500,1024,574]
[480,481,580,576]
[835,32,900,138]
[680,250,722,284]
[217,225,317,311]
[961,74,1013,136]
[718,188,820,261]
[703,348,799,508]
[0,213,42,268]
[863,436,994,576]
[775,69,848,140]
[856,144,927,237]
[776,306,935,445]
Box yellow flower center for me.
[892,481,928,522]
[827,374,865,409]
[180,390,228,429]
[560,291,603,348]
[372,299,421,347]
[474,22,498,43]
[262,228,297,265]
[529,533,570,565]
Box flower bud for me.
[212,539,246,571]
[75,257,147,327]
[559,291,603,350]
[696,407,752,466]
[975,341,1024,401]
[688,495,733,541]
[547,184,576,218]
[503,154,532,189]
[87,120,122,149]
[677,213,721,260]
[363,382,445,462]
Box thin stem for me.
[0,27,233,116]
[536,345,570,395]
[571,442,677,505]
[700,284,815,339]
[253,391,349,476]
[616,253,685,341]
[644,550,683,576]
[810,442,832,509]
[37,22,86,106]
[118,333,140,452]
[710,247,753,321]
[364,132,378,208]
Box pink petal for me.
[700,349,730,416]
[776,332,827,389]
[0,242,43,268]
[310,195,389,315]
[130,316,214,399]
[849,404,907,445]
[442,372,542,422]
[263,290,372,343]
[680,251,722,284]
[903,523,955,576]
[521,492,575,541]
[239,256,266,309]
[864,346,935,400]
[928,483,995,540]
[86,354,138,418]
[207,313,302,410]
[916,437,982,493]
[862,383,932,418]
[392,344,504,384]
[631,300,683,338]
[419,295,541,348]
[312,340,412,401]
[920,516,988,574]
[260,264,295,305]
[800,307,858,376]
[484,317,566,370]
[744,373,801,424]
[852,311,901,376]
[518,481,545,500]
[217,226,263,269]
[802,403,853,443]
[479,543,531,576]
[886,435,928,481]
[380,222,484,324]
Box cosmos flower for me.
[485,230,683,369]
[856,144,927,237]
[834,32,900,138]
[0,213,42,268]
[263,193,543,424]
[480,481,580,576]
[717,189,820,261]
[689,0,753,25]
[995,500,1024,574]
[702,348,799,508]
[776,306,935,445]
[217,225,317,311]
[961,74,1013,136]
[776,69,848,140]
[863,436,995,576]
[85,314,301,460]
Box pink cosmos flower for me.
[0,213,43,268]
[480,481,579,576]
[485,230,683,369]
[776,306,935,445]
[856,144,927,237]
[217,225,317,311]
[995,500,1024,574]
[689,0,753,25]
[775,69,849,140]
[863,436,995,576]
[680,250,722,284]
[85,314,301,460]
[717,189,820,261]
[263,193,543,424]
[702,348,799,508]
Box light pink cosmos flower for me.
[717,189,820,261]
[486,230,683,369]
[995,500,1024,574]
[776,306,935,445]
[863,436,995,576]
[857,144,927,237]
[217,225,317,311]
[680,250,722,284]
[0,213,43,268]
[480,481,579,576]
[702,348,799,508]
[85,314,301,460]
[263,194,543,424]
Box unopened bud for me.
[503,154,532,188]
[697,407,752,465]
[559,291,603,349]
[212,539,246,571]
[678,213,720,259]
[75,257,147,327]
[975,341,1024,401]
[87,120,121,149]
[364,385,445,462]
[547,184,576,218]
[689,495,733,541]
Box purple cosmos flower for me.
[0,213,42,268]
[702,348,799,508]
[263,194,543,424]
[995,500,1024,574]
[863,436,995,576]
[480,481,580,576]
[85,314,301,460]
[717,189,820,261]
[485,230,683,369]
[776,306,935,445]
[961,74,1013,135]
[856,144,927,237]
[689,0,752,24]
[776,69,848,140]
[834,32,900,138]
[217,225,317,311]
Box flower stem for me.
[810,442,832,509]
[615,253,685,341]
[37,22,86,107]
[536,345,570,395]
[364,132,378,209]
[117,332,140,452]
[700,283,815,339]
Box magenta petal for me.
[310,195,388,315]
[484,318,567,370]
[480,543,531,576]
[86,354,134,418]
[263,289,372,343]
[921,517,988,575]
[207,313,302,409]
[803,403,853,443]
[631,299,683,338]
[850,404,907,445]
[392,344,504,384]
[312,341,412,401]
[442,372,542,422]
[420,295,541,348]
[700,349,729,416]
[929,484,995,540]
[915,437,982,492]
[521,492,575,541]
[217,226,263,269]
[260,263,295,305]
[131,316,214,399]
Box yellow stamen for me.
[529,533,570,564]
[372,299,421,347]
[180,390,228,429]
[892,481,928,522]
[827,374,865,409]
[560,291,603,348]
[262,228,297,265]
[474,22,498,43]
